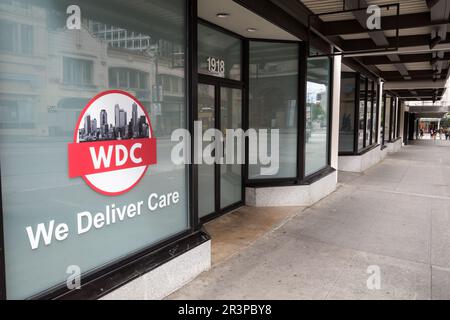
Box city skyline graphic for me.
[79,100,150,143]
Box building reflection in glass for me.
[78,103,149,142]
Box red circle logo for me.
[68,90,157,196]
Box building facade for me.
[0,0,404,300]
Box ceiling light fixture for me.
[216,13,230,18]
[247,28,257,33]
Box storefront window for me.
[385,95,392,142]
[197,84,215,217]
[393,97,398,139]
[198,23,241,81]
[366,80,373,147]
[396,99,401,138]
[358,77,366,151]
[372,83,378,144]
[220,87,242,208]
[339,73,356,153]
[305,56,330,176]
[248,41,299,179]
[0,0,188,299]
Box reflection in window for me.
[248,41,298,179]
[0,99,34,129]
[89,21,151,51]
[366,80,373,146]
[63,57,93,86]
[305,56,330,176]
[385,95,392,142]
[392,98,397,139]
[358,77,366,151]
[221,87,242,208]
[0,19,33,54]
[394,98,399,139]
[372,83,378,144]
[109,68,148,90]
[198,23,241,80]
[339,73,356,153]
[0,0,187,299]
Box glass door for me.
[220,87,242,210]
[198,84,216,218]
[197,83,243,220]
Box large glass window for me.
[372,83,378,144]
[198,23,241,81]
[340,73,380,154]
[248,41,299,179]
[393,97,398,139]
[358,77,366,151]
[339,73,356,153]
[0,0,187,299]
[220,87,242,208]
[305,56,330,176]
[385,95,392,142]
[366,80,373,147]
[197,84,215,218]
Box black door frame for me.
[197,19,246,224]
[197,76,245,224]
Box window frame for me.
[245,41,334,187]
[338,72,358,155]
[62,56,94,87]
[383,92,402,142]
[381,93,386,147]
[304,53,333,179]
[246,39,301,183]
[339,72,381,157]
[370,80,378,145]
[0,0,199,300]
[196,19,246,224]
[197,21,243,82]
[0,20,34,55]
[0,0,338,300]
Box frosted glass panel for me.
[198,84,215,217]
[248,41,298,179]
[305,56,330,176]
[220,87,242,209]
[0,0,187,299]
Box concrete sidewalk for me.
[169,140,450,300]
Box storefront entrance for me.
[196,20,245,222]
[197,80,243,221]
